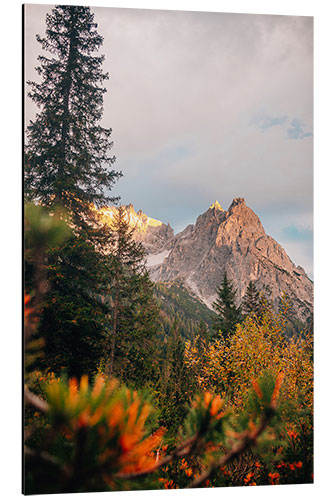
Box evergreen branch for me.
[187,405,275,488]
[114,433,199,480]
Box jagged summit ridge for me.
[228,197,245,209]
[150,197,313,320]
[101,199,313,320]
[100,203,174,253]
[101,203,163,229]
[209,200,224,211]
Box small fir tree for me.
[212,272,242,338]
[242,281,261,317]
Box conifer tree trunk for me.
[107,287,119,379]
[57,21,75,202]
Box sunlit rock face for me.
[99,204,174,254]
[101,199,313,320]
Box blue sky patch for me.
[287,119,313,140]
[250,112,312,140]
[250,112,287,131]
[260,115,287,131]
[282,225,313,242]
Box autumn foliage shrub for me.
[184,307,313,485]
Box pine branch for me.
[187,405,275,488]
[115,433,199,480]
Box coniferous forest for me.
[23,5,313,494]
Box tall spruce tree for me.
[24,6,121,377]
[212,272,242,339]
[25,5,121,231]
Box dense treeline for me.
[24,5,313,494]
[154,280,216,341]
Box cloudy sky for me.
[24,4,313,278]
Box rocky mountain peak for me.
[148,198,313,321]
[209,200,224,211]
[195,200,226,229]
[217,197,265,244]
[228,197,245,209]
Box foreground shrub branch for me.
[188,405,275,488]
